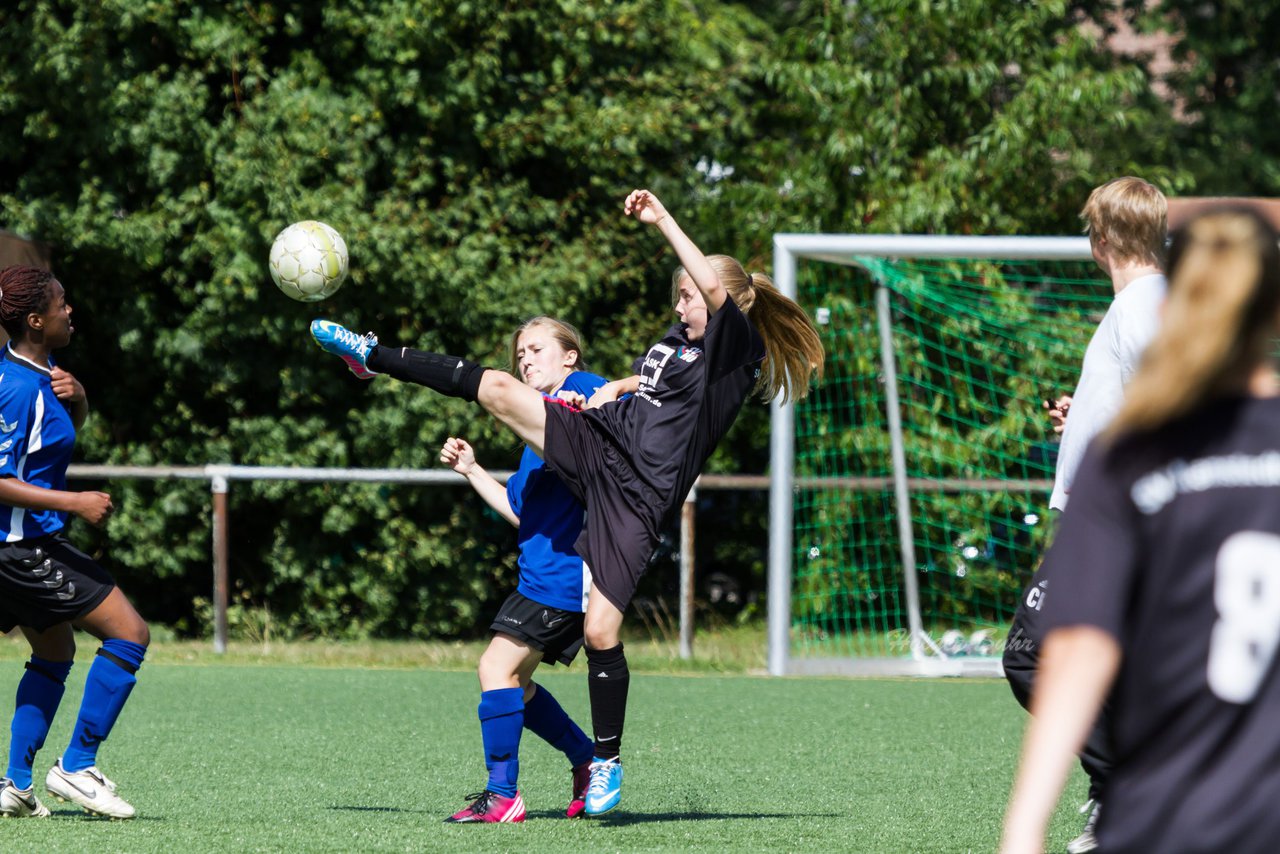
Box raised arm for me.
[624,189,726,313]
[440,437,519,528]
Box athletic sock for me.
[477,687,524,797]
[61,639,146,773]
[7,657,72,789]
[585,643,629,760]
[523,683,593,768]
[365,347,487,402]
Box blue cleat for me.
[584,756,623,816]
[310,319,379,380]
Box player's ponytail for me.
[0,265,55,339]
[671,255,825,403]
[1106,208,1280,441]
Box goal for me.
[767,235,1102,676]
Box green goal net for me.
[776,239,1114,675]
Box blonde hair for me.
[507,316,587,376]
[1080,177,1168,268]
[672,255,824,403]
[1106,207,1280,440]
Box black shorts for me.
[542,402,665,613]
[0,532,115,633]
[490,590,585,666]
[1002,567,1049,711]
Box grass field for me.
[0,636,1091,852]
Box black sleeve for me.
[704,295,765,381]
[1040,440,1142,640]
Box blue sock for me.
[524,683,593,768]
[62,639,146,773]
[7,657,72,789]
[477,688,524,798]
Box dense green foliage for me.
[1127,0,1280,193]
[0,0,1256,638]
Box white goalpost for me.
[767,234,1095,677]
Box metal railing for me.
[65,464,1053,662]
[65,464,770,656]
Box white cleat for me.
[0,777,51,817]
[1066,798,1101,854]
[45,760,135,819]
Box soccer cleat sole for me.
[45,791,135,820]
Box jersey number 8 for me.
[1209,531,1280,704]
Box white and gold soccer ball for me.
[268,220,349,302]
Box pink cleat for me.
[566,762,591,818]
[443,790,526,823]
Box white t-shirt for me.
[1050,273,1167,511]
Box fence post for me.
[679,482,697,659]
[211,474,229,653]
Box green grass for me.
[0,637,1091,852]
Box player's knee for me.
[476,650,515,688]
[583,624,618,651]
[478,370,517,406]
[118,617,150,648]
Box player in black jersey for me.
[311,189,824,816]
[1001,207,1280,854]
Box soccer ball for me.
[968,629,996,657]
[268,220,349,302]
[939,629,969,657]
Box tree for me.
[0,0,1184,637]
[1125,0,1280,195]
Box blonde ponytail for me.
[675,255,824,403]
[1106,209,1280,441]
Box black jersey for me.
[580,294,765,519]
[1042,395,1280,854]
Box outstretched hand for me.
[624,189,669,226]
[440,437,476,475]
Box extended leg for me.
[311,321,550,455]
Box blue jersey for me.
[0,346,77,542]
[506,370,606,612]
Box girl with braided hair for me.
[311,188,823,816]
[0,265,148,820]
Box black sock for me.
[365,346,487,402]
[585,643,629,759]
